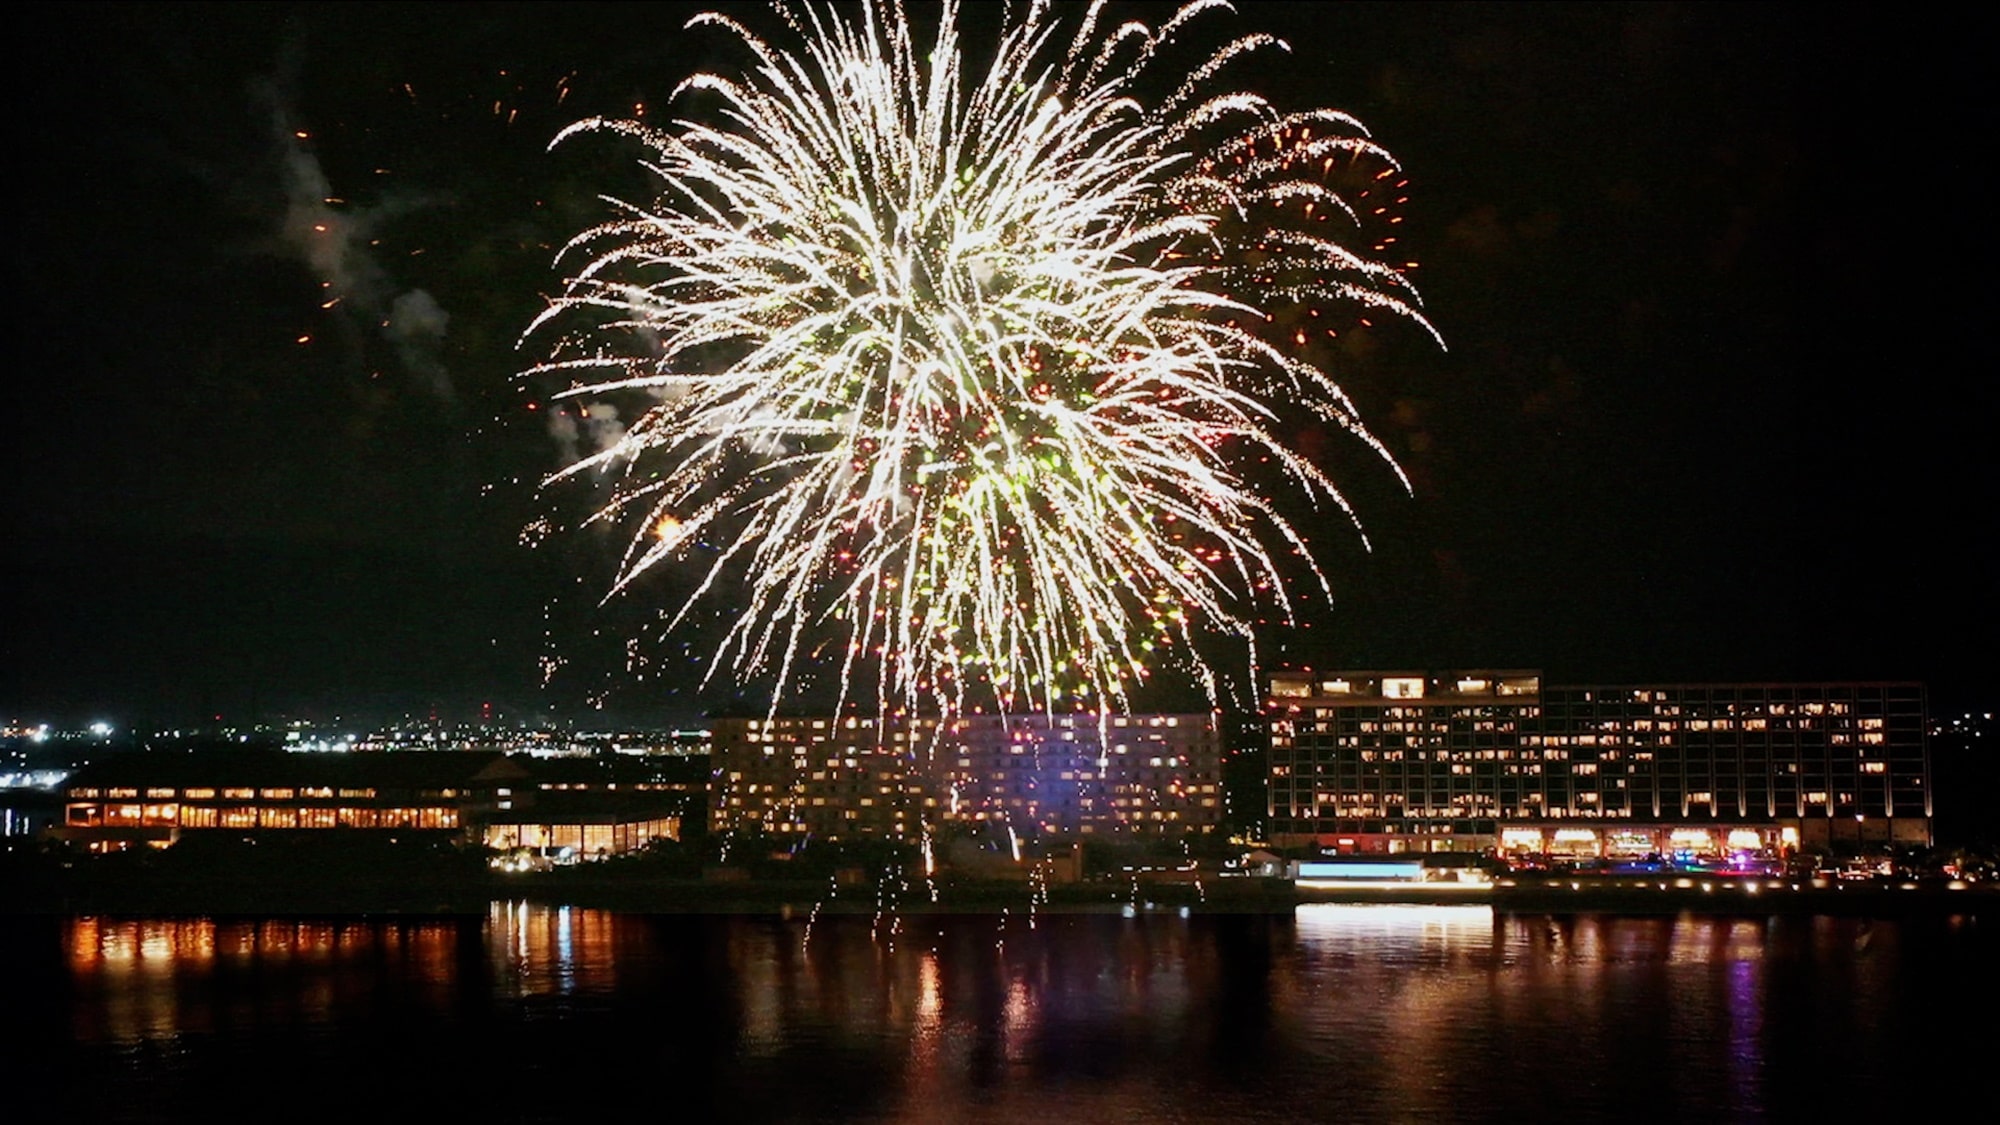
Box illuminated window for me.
[183,788,216,800]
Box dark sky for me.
[9,2,1992,726]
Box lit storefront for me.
[482,790,680,865]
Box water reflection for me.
[489,900,623,999]
[64,916,461,1046]
[47,905,1987,1120]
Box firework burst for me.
[525,0,1435,718]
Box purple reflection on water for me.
[28,904,1989,1121]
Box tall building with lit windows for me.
[710,713,1222,842]
[1266,671,1929,855]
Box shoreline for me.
[8,871,1995,919]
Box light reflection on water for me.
[43,905,1986,1121]
[62,916,462,1046]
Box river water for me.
[23,904,1988,1121]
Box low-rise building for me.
[481,790,681,862]
[53,749,682,857]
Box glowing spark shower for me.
[526,0,1435,718]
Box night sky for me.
[9,3,1992,727]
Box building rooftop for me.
[64,750,530,791]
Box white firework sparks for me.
[525,0,1435,719]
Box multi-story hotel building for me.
[710,712,1222,841]
[1267,671,1929,856]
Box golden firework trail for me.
[526,0,1436,720]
